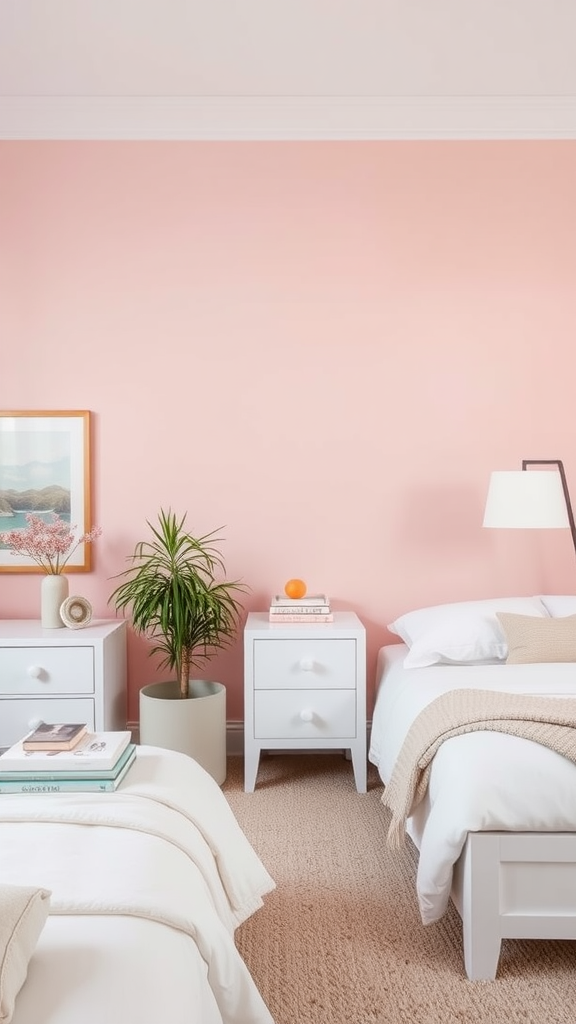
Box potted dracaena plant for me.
[109,508,248,784]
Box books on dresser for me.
[269,605,331,615]
[269,593,332,622]
[271,594,330,608]
[22,722,88,751]
[0,744,137,793]
[269,613,334,622]
[0,730,132,773]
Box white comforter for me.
[0,746,275,1024]
[369,645,576,925]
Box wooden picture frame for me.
[0,410,92,573]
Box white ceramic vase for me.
[41,574,69,628]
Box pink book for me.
[268,613,334,623]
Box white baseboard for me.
[225,721,245,757]
[128,720,371,756]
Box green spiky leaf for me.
[109,509,248,698]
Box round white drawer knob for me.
[299,657,315,671]
[27,665,43,679]
[300,709,314,722]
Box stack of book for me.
[0,726,136,794]
[268,593,333,623]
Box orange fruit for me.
[284,578,307,599]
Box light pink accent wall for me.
[1,141,575,722]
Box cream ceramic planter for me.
[139,679,227,785]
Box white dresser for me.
[0,620,127,748]
[243,611,367,793]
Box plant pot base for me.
[139,679,226,785]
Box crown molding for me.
[1,95,575,140]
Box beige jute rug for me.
[223,753,576,1024]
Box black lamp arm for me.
[522,459,576,557]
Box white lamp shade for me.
[483,471,569,529]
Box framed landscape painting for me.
[0,410,92,573]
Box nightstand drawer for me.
[254,689,356,739]
[0,698,96,747]
[0,647,95,696]
[253,638,356,690]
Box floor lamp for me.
[483,459,576,558]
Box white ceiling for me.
[1,0,575,139]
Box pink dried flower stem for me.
[0,513,102,574]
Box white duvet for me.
[0,746,275,1024]
[369,645,576,925]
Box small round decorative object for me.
[60,595,93,630]
[284,578,307,599]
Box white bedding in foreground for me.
[0,746,276,1024]
[369,645,576,925]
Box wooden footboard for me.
[451,832,576,980]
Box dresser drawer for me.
[0,647,95,696]
[0,698,96,748]
[254,688,356,739]
[252,638,356,690]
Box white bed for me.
[369,643,576,980]
[0,746,276,1024]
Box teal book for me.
[0,743,137,783]
[0,746,136,793]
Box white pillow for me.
[388,597,549,668]
[538,595,576,617]
[0,884,51,1023]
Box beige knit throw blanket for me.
[382,688,576,848]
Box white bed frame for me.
[451,831,576,979]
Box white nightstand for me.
[0,619,127,748]
[243,611,367,793]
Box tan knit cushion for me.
[0,884,51,1023]
[496,612,576,664]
